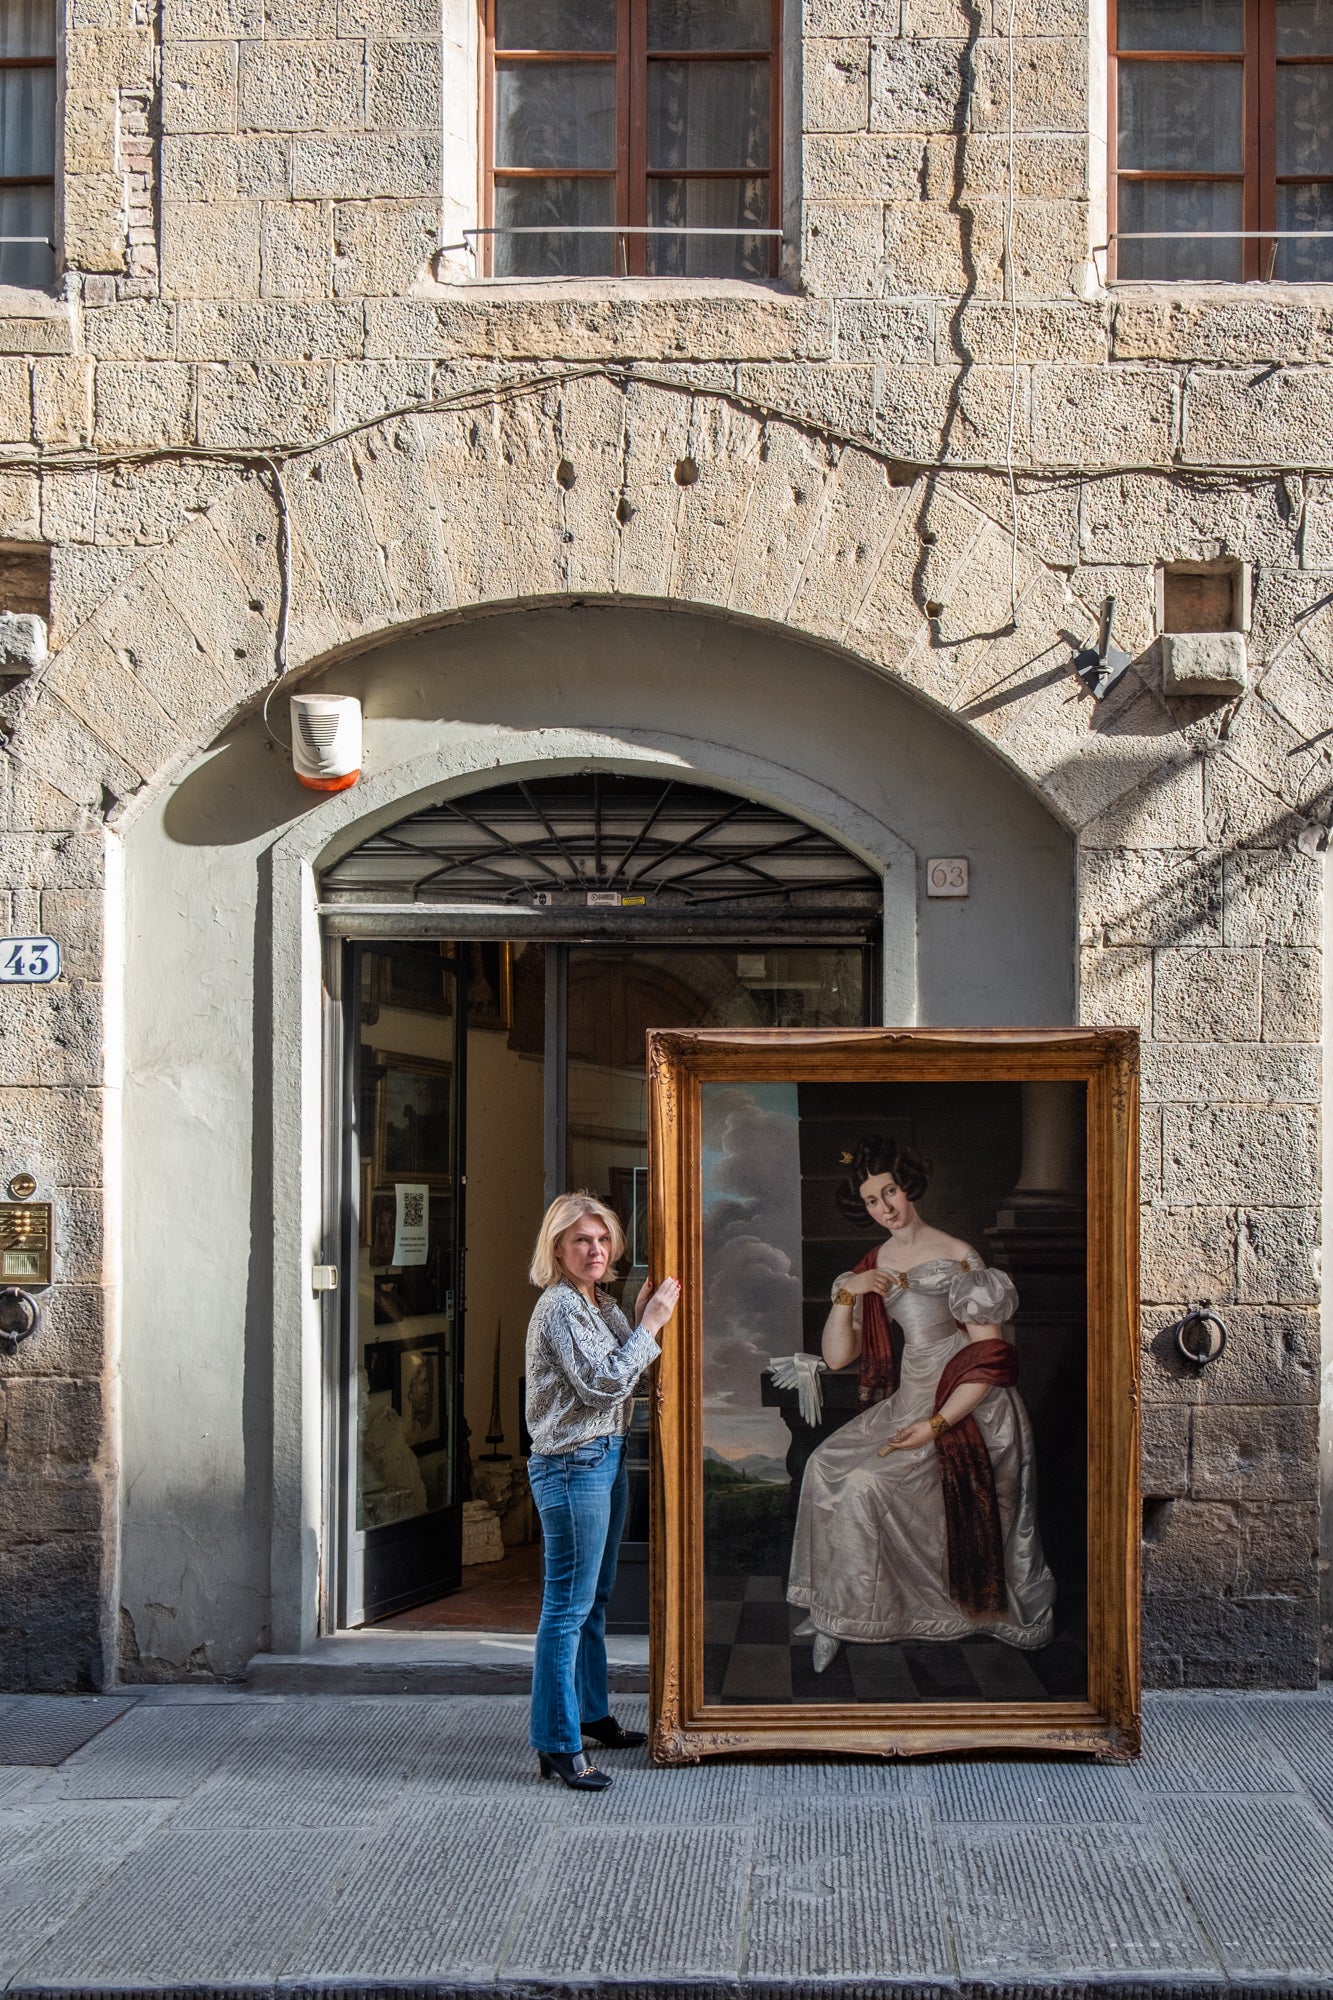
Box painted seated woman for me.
[787,1135,1055,1670]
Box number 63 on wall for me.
[0,936,61,983]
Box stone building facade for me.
[0,0,1329,1693]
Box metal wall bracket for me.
[1074,596,1133,701]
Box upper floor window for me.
[1112,0,1333,281]
[482,0,779,279]
[0,0,53,289]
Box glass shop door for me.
[339,941,467,1625]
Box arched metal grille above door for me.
[321,774,882,936]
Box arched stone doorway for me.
[116,600,1077,1675]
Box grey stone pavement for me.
[2,1688,1333,1999]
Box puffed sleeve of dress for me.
[948,1264,1019,1326]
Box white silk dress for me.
[786,1257,1056,1649]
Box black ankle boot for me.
[537,1750,612,1791]
[582,1714,648,1749]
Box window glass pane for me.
[494,0,615,50]
[647,175,770,274]
[0,0,54,59]
[1277,65,1333,173]
[0,66,53,180]
[1276,182,1333,275]
[495,59,616,169]
[1277,0,1333,56]
[1118,58,1243,169]
[0,183,51,288]
[1116,0,1242,49]
[648,0,771,48]
[494,175,616,275]
[648,58,769,169]
[1117,177,1243,277]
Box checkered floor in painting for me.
[703,1573,1088,1704]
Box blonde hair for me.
[530,1191,627,1289]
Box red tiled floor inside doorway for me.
[378,1541,542,1632]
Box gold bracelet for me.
[833,1287,855,1308]
[929,1412,948,1439]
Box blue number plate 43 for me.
[0,936,61,983]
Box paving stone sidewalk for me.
[1,1687,1332,1998]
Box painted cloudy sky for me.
[700,1081,803,1468]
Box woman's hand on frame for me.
[877,1419,935,1455]
[640,1276,681,1337]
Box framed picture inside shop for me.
[646,1027,1140,1762]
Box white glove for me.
[768,1352,828,1427]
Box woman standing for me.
[525,1192,680,1791]
[788,1135,1054,1670]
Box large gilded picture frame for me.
[647,1027,1140,1763]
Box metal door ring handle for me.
[0,1286,39,1350]
[1174,1309,1227,1367]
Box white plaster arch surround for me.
[119,599,1077,1671]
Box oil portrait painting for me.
[650,1029,1139,1762]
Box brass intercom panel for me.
[0,1201,52,1284]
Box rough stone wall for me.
[0,0,1329,1687]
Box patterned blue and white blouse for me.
[524,1279,660,1458]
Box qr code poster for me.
[391,1182,430,1266]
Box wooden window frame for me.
[481,0,782,280]
[1111,0,1333,282]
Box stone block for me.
[146,514,277,693]
[64,29,152,93]
[177,300,362,361]
[1141,1205,1235,1304]
[161,132,292,202]
[1191,1404,1317,1501]
[1237,1500,1318,1595]
[968,34,1087,132]
[870,37,966,131]
[882,202,994,299]
[788,446,914,645]
[806,0,899,26]
[89,562,238,730]
[1184,367,1333,467]
[1078,755,1204,852]
[0,1376,105,1472]
[259,201,332,299]
[944,303,1109,367]
[0,613,46,677]
[1141,1041,1317,1105]
[802,203,885,298]
[0,471,42,544]
[804,132,924,203]
[1161,1103,1318,1204]
[367,39,440,128]
[877,360,1023,461]
[62,173,128,273]
[1224,848,1321,948]
[1078,471,1293,570]
[160,201,262,300]
[1144,1592,1318,1689]
[925,132,1088,202]
[1143,1303,1319,1408]
[48,545,137,649]
[1261,947,1320,1044]
[1032,365,1177,467]
[33,360,93,447]
[284,442,396,636]
[1162,630,1249,698]
[161,40,238,135]
[1115,298,1317,365]
[196,360,332,445]
[0,359,31,446]
[8,698,139,815]
[239,40,363,134]
[1143,1499,1239,1596]
[805,38,871,132]
[93,460,231,547]
[0,1282,105,1378]
[337,0,435,29]
[163,0,262,32]
[264,0,336,30]
[83,301,176,361]
[1141,1402,1190,1497]
[1237,1205,1319,1306]
[1152,947,1262,1042]
[332,201,437,296]
[44,624,179,779]
[737,362,877,439]
[0,977,103,1086]
[345,418,456,620]
[1080,847,1223,948]
[94,363,195,447]
[1202,752,1307,852]
[334,358,431,424]
[293,132,439,199]
[64,87,118,175]
[900,0,969,30]
[1212,691,1325,816]
[834,300,935,363]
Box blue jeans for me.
[527,1433,628,1754]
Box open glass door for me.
[340,941,466,1625]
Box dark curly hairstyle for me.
[835,1134,931,1223]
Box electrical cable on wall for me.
[1003,0,1021,628]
